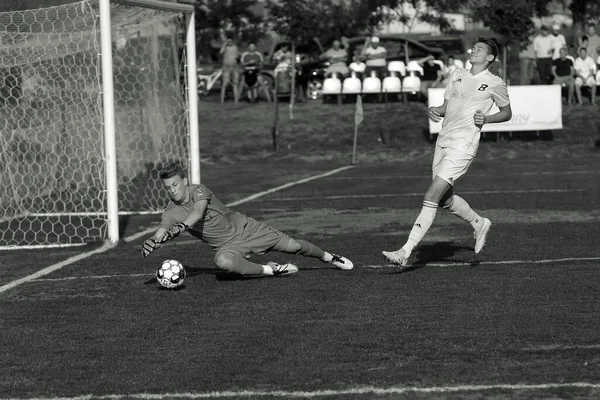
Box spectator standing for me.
[220,38,240,104]
[551,24,567,60]
[552,47,576,105]
[533,26,555,84]
[585,24,600,64]
[362,36,387,78]
[418,54,443,98]
[519,35,536,84]
[574,47,597,105]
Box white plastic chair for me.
[382,61,405,94]
[362,70,382,94]
[406,60,424,76]
[322,73,342,96]
[342,72,362,94]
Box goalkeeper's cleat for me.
[382,248,409,267]
[328,253,354,270]
[267,262,298,276]
[474,218,492,254]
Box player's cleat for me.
[382,249,409,267]
[474,218,492,254]
[267,262,298,276]
[328,253,354,270]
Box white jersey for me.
[437,68,510,156]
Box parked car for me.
[345,35,445,68]
[261,41,326,99]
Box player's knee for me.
[284,238,302,253]
[214,252,236,272]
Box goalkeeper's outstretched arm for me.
[142,227,168,258]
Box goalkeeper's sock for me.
[444,195,484,230]
[401,200,438,257]
[289,239,326,259]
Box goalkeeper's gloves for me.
[164,222,189,241]
[142,238,157,258]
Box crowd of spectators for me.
[520,23,599,105]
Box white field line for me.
[326,170,600,180]
[3,382,600,400]
[0,166,354,295]
[32,273,152,282]
[0,243,88,251]
[28,256,600,283]
[269,188,587,202]
[0,242,116,294]
[122,165,355,244]
[365,256,600,269]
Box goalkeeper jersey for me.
[160,184,249,249]
[437,68,510,156]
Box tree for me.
[377,0,465,34]
[569,0,600,43]
[194,0,265,58]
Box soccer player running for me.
[383,38,512,267]
[142,163,353,277]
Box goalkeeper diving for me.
[142,163,353,276]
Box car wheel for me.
[308,78,323,100]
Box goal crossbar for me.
[111,0,194,13]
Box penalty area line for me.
[123,165,355,243]
[3,382,600,399]
[0,166,354,295]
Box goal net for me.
[0,0,196,249]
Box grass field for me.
[2,144,600,399]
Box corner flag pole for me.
[352,95,363,165]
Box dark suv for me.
[345,35,445,66]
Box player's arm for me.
[428,98,448,122]
[159,199,209,244]
[551,64,558,79]
[482,104,512,124]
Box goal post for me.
[0,0,200,249]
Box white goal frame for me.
[102,0,200,244]
[0,0,200,250]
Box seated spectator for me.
[574,47,597,105]
[240,42,271,103]
[552,48,576,105]
[418,54,443,98]
[441,55,457,87]
[321,39,349,78]
[361,36,387,78]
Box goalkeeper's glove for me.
[142,238,157,258]
[164,222,189,241]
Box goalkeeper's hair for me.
[476,37,499,63]
[159,163,186,180]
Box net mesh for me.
[0,0,189,248]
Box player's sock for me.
[401,200,438,257]
[261,264,274,275]
[321,252,333,262]
[293,239,326,259]
[444,195,484,230]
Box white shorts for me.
[432,146,474,186]
[575,76,596,87]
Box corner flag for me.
[354,95,363,126]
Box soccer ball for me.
[156,259,186,289]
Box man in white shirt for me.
[551,24,567,60]
[321,39,349,77]
[574,47,597,105]
[382,38,512,268]
[585,24,600,64]
[533,26,555,84]
[361,36,387,78]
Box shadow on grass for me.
[387,241,474,274]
